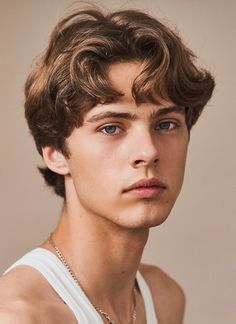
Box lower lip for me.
[124,187,166,198]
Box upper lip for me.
[123,178,166,192]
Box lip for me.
[123,178,166,198]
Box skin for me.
[0,62,188,323]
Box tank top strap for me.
[136,270,158,324]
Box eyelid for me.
[157,114,184,121]
[97,122,123,130]
[157,115,183,124]
[158,110,185,120]
[97,123,124,136]
[155,120,180,131]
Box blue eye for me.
[100,125,120,135]
[157,121,176,130]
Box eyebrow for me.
[86,106,185,123]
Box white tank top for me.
[4,248,158,324]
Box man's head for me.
[24,8,215,199]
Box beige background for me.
[0,0,235,323]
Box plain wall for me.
[0,1,235,323]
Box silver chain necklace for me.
[49,234,137,324]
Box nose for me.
[128,129,159,169]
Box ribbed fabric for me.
[4,248,158,323]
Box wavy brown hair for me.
[24,8,215,198]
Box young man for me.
[0,8,214,324]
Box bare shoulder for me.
[139,263,185,324]
[0,270,37,324]
[0,265,77,324]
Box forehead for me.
[107,61,142,97]
[84,61,183,120]
[107,61,170,104]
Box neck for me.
[41,203,149,318]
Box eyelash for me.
[98,121,180,136]
[155,121,179,131]
[99,124,123,136]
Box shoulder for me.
[0,265,77,324]
[0,273,37,324]
[139,263,185,324]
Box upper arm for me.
[139,264,186,324]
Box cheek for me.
[175,147,188,189]
[79,139,124,176]
[163,138,188,182]
[68,140,119,192]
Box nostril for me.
[134,160,144,165]
[134,158,158,167]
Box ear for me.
[42,147,70,175]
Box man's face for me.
[64,62,189,229]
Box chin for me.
[114,206,172,230]
[116,191,178,229]
[133,215,169,229]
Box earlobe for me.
[42,147,70,175]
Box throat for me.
[48,233,143,324]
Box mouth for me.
[123,178,167,198]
